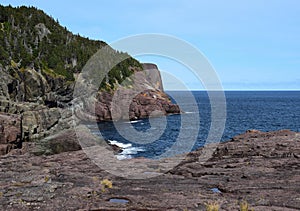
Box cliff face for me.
[0,63,179,155]
[142,63,164,91]
[76,63,179,122]
[0,5,180,155]
[0,65,75,149]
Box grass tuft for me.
[100,179,113,192]
[240,200,254,211]
[205,201,220,211]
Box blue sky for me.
[2,0,300,90]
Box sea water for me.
[87,91,300,159]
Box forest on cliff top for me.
[0,5,142,90]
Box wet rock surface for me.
[0,129,299,210]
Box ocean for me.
[87,91,300,159]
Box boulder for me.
[22,108,61,141]
[32,129,82,155]
[0,112,22,155]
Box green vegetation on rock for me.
[0,4,142,89]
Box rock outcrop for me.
[0,113,22,155]
[0,130,298,210]
[0,62,179,155]
[74,63,180,122]
[0,65,75,152]
[0,5,181,155]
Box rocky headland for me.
[0,5,179,155]
[0,5,299,211]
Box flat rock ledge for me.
[0,129,299,210]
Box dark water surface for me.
[87,91,300,159]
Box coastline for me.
[0,129,299,210]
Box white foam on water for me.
[184,111,198,114]
[117,147,145,160]
[116,154,132,160]
[108,140,145,160]
[124,120,142,124]
[120,146,145,155]
[108,140,132,149]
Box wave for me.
[116,154,132,160]
[183,111,199,114]
[124,120,142,124]
[120,146,145,155]
[108,140,145,160]
[108,140,132,149]
[117,147,145,160]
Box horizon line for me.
[165,89,300,91]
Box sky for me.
[2,0,300,90]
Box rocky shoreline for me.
[0,62,180,156]
[0,129,299,210]
[0,6,299,210]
